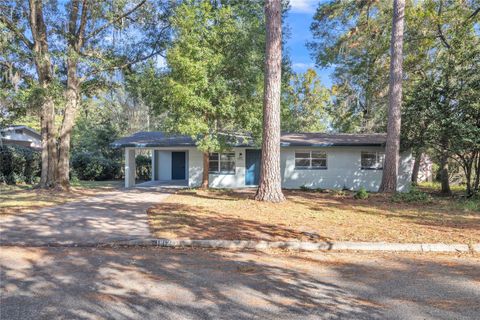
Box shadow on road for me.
[1,247,479,319]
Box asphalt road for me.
[0,247,479,320]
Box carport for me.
[111,132,199,188]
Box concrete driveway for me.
[0,189,169,244]
[1,248,479,320]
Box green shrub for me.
[354,187,369,199]
[300,184,311,191]
[0,145,41,185]
[392,187,430,203]
[71,152,120,181]
[135,155,152,181]
[332,189,348,196]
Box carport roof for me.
[111,131,387,148]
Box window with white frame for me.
[295,150,327,169]
[361,151,385,169]
[209,152,235,174]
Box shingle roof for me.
[111,132,253,148]
[1,125,41,139]
[111,131,387,148]
[280,132,386,147]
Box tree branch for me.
[79,48,164,83]
[77,0,89,49]
[468,7,480,20]
[84,0,146,41]
[0,15,34,49]
[436,0,451,50]
[436,24,451,49]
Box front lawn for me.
[0,180,123,215]
[148,188,479,244]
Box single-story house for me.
[111,132,413,192]
[0,125,42,150]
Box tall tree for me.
[282,68,331,133]
[255,0,285,202]
[157,0,265,188]
[0,0,171,188]
[309,0,394,133]
[379,0,406,192]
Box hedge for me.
[71,152,121,181]
[0,145,41,184]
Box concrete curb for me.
[1,238,477,253]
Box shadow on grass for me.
[170,189,480,241]
[148,201,332,242]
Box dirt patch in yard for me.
[147,189,480,244]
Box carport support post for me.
[125,148,136,188]
[151,149,156,181]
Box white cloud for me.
[292,62,315,70]
[289,0,317,14]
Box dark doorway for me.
[171,152,186,180]
[245,149,261,186]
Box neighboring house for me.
[0,125,42,150]
[112,132,413,192]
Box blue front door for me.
[171,152,186,180]
[245,149,261,186]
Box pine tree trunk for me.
[411,151,422,185]
[201,152,209,189]
[379,0,406,193]
[255,0,285,203]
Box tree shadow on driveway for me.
[0,189,171,244]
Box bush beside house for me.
[0,145,41,184]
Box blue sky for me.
[285,0,333,88]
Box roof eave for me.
[280,143,385,147]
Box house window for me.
[209,152,235,174]
[361,152,385,169]
[295,150,327,169]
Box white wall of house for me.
[209,148,247,188]
[125,146,413,192]
[280,146,412,192]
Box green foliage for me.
[392,187,431,203]
[135,155,152,181]
[72,112,123,161]
[299,185,328,193]
[71,152,120,181]
[456,196,480,212]
[156,0,266,152]
[282,69,331,132]
[0,145,41,184]
[354,187,369,200]
[299,185,310,191]
[309,0,393,132]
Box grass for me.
[417,181,466,194]
[0,180,123,215]
[148,188,480,244]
